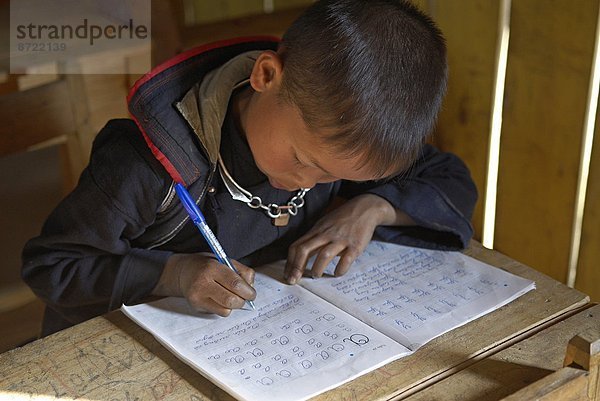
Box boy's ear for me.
[249,50,283,93]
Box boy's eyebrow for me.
[303,150,380,181]
[307,155,336,177]
[308,154,375,182]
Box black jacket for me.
[22,38,477,335]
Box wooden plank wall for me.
[424,0,499,240]
[185,0,312,25]
[576,102,600,299]
[496,0,597,286]
[418,0,600,301]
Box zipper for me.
[157,181,176,213]
[147,165,217,250]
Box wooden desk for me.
[0,244,590,400]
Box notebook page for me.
[122,273,410,401]
[300,241,536,350]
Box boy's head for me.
[241,0,447,190]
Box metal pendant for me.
[272,213,290,226]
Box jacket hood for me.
[127,37,279,186]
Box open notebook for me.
[122,241,535,401]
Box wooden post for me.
[564,329,600,400]
[500,329,599,400]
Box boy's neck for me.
[231,85,253,140]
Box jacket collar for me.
[175,51,260,166]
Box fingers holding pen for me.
[217,260,256,301]
[166,253,256,315]
[190,263,256,315]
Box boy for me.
[22,0,477,336]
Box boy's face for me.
[238,52,383,191]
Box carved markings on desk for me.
[0,322,207,401]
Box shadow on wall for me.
[0,145,64,351]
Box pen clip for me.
[175,183,205,224]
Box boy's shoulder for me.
[89,118,185,182]
[93,118,143,149]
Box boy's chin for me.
[268,177,296,192]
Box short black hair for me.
[278,0,447,177]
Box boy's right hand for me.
[153,253,256,316]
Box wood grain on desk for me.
[406,304,599,401]
[0,244,590,401]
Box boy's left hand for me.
[284,194,414,284]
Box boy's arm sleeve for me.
[21,120,173,327]
[339,144,478,250]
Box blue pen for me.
[174,183,256,310]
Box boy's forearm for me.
[356,194,416,227]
